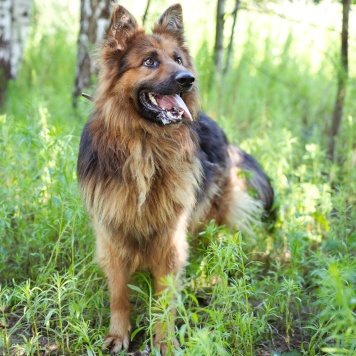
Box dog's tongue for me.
[156,94,192,121]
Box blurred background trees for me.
[214,0,226,73]
[328,0,351,160]
[0,0,32,104]
[72,0,111,107]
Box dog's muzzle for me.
[138,70,195,126]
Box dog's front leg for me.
[96,233,132,354]
[151,231,188,355]
[103,266,132,354]
[152,267,180,356]
[153,272,179,354]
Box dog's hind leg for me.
[226,145,275,232]
[228,145,274,214]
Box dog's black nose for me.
[175,71,195,88]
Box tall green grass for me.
[1,1,355,355]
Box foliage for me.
[0,0,355,355]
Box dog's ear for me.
[153,4,185,44]
[106,5,139,50]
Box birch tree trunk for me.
[327,0,350,161]
[0,0,32,104]
[72,0,111,107]
[214,0,226,74]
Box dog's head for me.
[98,4,200,127]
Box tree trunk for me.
[0,0,32,105]
[327,0,350,160]
[224,0,240,74]
[214,0,226,74]
[72,0,111,107]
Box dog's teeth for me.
[148,93,158,105]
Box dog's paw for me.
[103,333,130,355]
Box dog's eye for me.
[175,56,183,65]
[143,57,157,68]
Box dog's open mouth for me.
[140,91,193,125]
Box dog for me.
[77,3,274,355]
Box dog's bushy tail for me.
[228,145,276,227]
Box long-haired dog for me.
[77,3,274,355]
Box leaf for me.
[191,312,199,323]
[127,284,146,295]
[179,324,187,345]
[131,326,145,340]
[44,308,57,327]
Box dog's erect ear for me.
[106,5,139,50]
[153,4,185,44]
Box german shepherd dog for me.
[77,3,274,355]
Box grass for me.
[1,0,355,355]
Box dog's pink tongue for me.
[156,94,192,121]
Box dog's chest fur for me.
[78,120,202,244]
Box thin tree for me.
[214,0,226,74]
[0,0,32,105]
[224,0,241,74]
[142,0,152,26]
[73,0,111,107]
[327,0,350,160]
